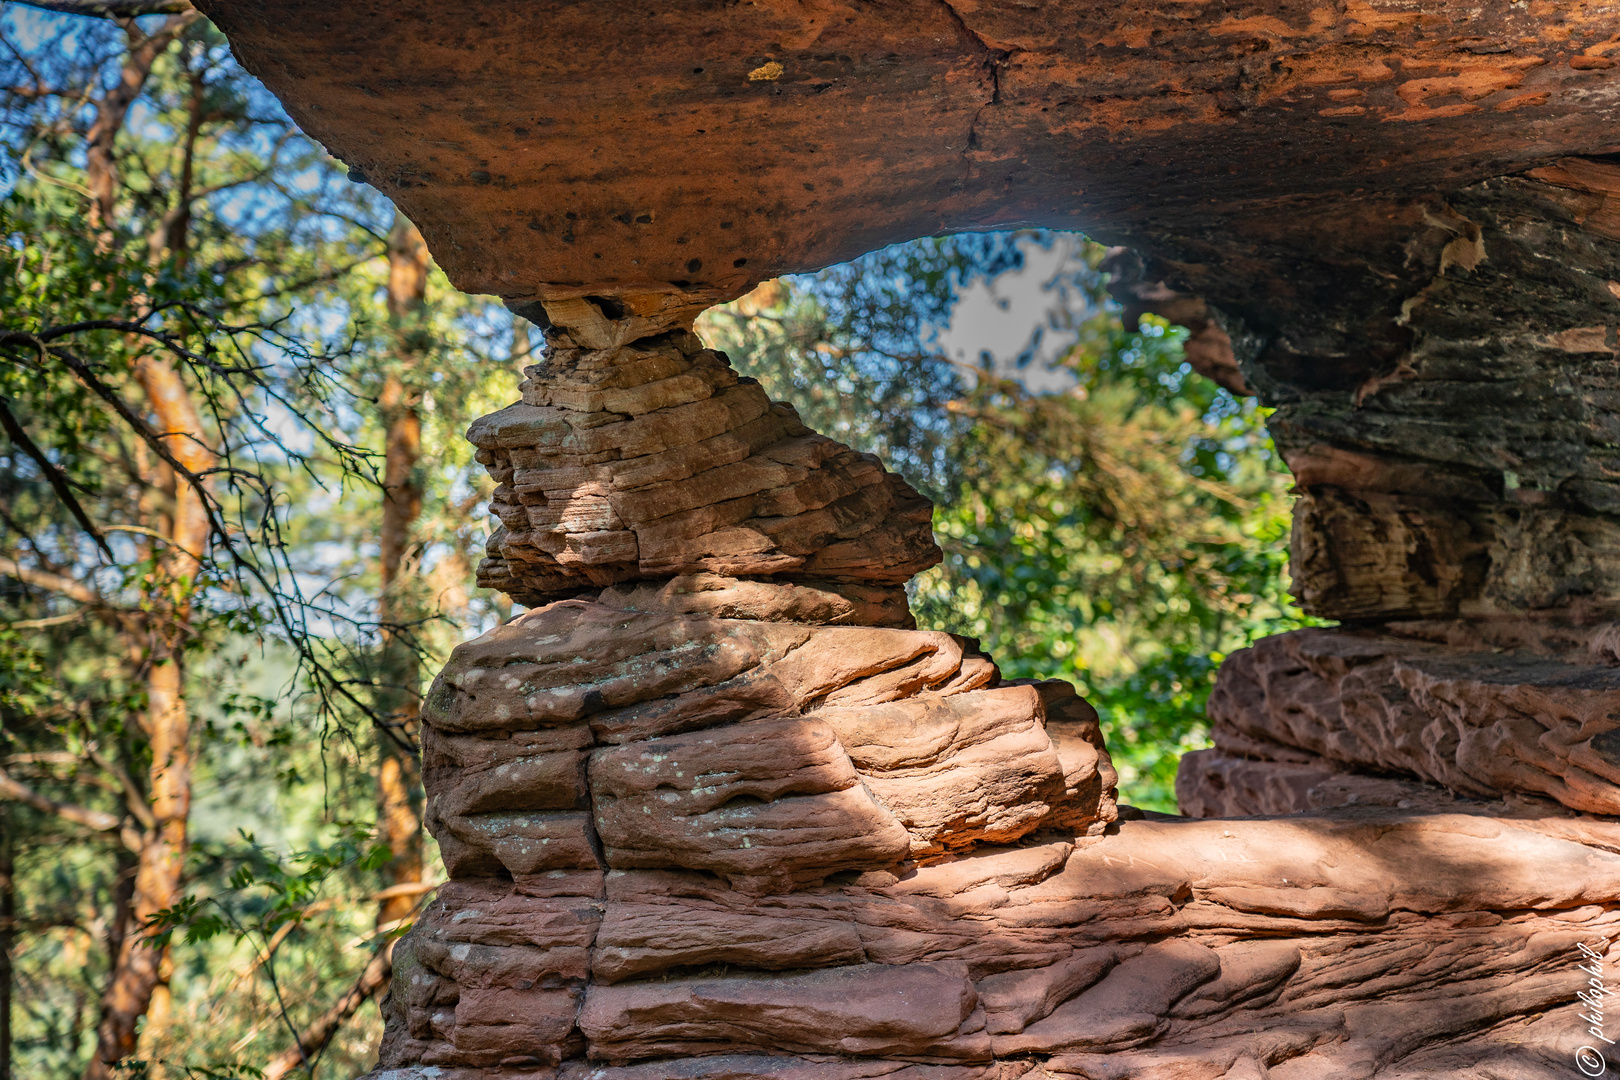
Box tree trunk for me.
[376,364,425,923]
[83,15,194,236]
[376,213,429,929]
[84,354,215,1080]
[76,18,208,1078]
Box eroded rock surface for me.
[473,297,938,611]
[370,302,1620,1080]
[378,809,1620,1078]
[1187,626,1620,817]
[422,600,1111,895]
[199,1,1620,305]
[1271,161,1620,625]
[180,2,1620,1075]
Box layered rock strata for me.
[1271,161,1620,625]
[1180,623,1620,826]
[472,296,937,615]
[186,5,1620,1075]
[378,808,1620,1079]
[419,601,1115,890]
[366,301,1620,1080]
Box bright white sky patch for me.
[938,234,1091,394]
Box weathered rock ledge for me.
[1184,625,1620,819]
[376,804,1620,1078]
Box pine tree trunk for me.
[84,354,214,1080]
[376,213,430,928]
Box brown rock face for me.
[422,599,1112,896]
[200,0,1620,630]
[1181,621,1620,822]
[197,1,1620,306]
[382,808,1620,1078]
[373,301,1620,1080]
[473,297,938,612]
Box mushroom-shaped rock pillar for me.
[198,2,1620,1076]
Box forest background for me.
[0,5,1313,1079]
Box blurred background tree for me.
[0,4,1313,1079]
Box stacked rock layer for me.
[472,296,937,617]
[1179,621,1620,823]
[368,301,1620,1080]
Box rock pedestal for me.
[1171,157,1620,884]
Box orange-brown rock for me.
[202,0,1620,628]
[420,600,1115,883]
[186,4,1620,1076]
[387,560,1620,1078]
[472,298,939,607]
[813,688,1072,859]
[577,962,987,1063]
[1193,626,1620,816]
[401,288,1620,1077]
[1176,745,1613,824]
[380,811,1620,1076]
[599,573,915,630]
[198,1,1620,308]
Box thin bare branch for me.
[261,938,394,1080]
[85,744,155,830]
[40,341,416,754]
[1,609,87,629]
[0,764,121,833]
[0,396,117,560]
[0,553,101,606]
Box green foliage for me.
[702,234,1025,500]
[148,827,392,952]
[0,11,487,1078]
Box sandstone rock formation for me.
[1178,620,1620,833]
[199,0,1620,647]
[198,1,1620,308]
[420,600,1113,892]
[189,3,1620,1076]
[1188,627,1620,815]
[361,300,1620,1080]
[379,807,1620,1078]
[471,297,938,613]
